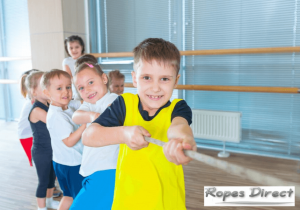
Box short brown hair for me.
[41,69,71,90]
[108,70,125,84]
[133,38,180,74]
[75,62,109,88]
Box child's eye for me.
[143,76,150,80]
[57,87,61,90]
[161,78,169,81]
[79,87,84,91]
[89,81,93,85]
[67,86,71,90]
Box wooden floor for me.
[0,120,299,210]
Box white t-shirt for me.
[47,100,83,166]
[62,57,76,76]
[18,99,33,139]
[78,92,119,177]
[62,57,81,100]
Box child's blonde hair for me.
[40,69,71,90]
[20,69,40,98]
[75,62,109,88]
[25,71,44,97]
[108,70,125,84]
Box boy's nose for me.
[152,81,161,92]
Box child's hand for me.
[123,126,150,150]
[91,112,100,122]
[163,138,197,165]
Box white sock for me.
[46,197,60,209]
[37,207,47,210]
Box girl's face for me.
[32,78,48,103]
[74,68,108,104]
[67,41,83,60]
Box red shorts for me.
[20,137,33,166]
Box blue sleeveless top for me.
[28,101,52,151]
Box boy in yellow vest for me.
[83,38,197,210]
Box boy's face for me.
[74,68,108,104]
[44,75,72,110]
[67,41,82,60]
[132,59,180,116]
[109,78,124,95]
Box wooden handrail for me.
[124,83,299,94]
[91,46,300,58]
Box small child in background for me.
[18,69,39,166]
[63,35,85,100]
[108,70,125,95]
[41,69,85,210]
[26,71,60,210]
[83,38,196,210]
[70,61,119,210]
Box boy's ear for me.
[174,74,180,88]
[131,71,137,88]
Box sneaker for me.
[53,189,62,198]
[46,199,60,209]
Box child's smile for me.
[46,75,72,110]
[132,59,180,116]
[147,94,164,101]
[75,68,108,104]
[88,92,97,99]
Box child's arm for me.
[163,117,197,165]
[82,124,150,150]
[63,124,87,147]
[72,110,100,124]
[29,107,47,123]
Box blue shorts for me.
[53,161,84,199]
[70,169,116,210]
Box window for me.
[89,0,300,160]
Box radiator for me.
[191,109,242,143]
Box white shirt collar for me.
[95,92,110,106]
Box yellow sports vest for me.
[112,93,186,210]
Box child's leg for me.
[46,162,56,198]
[58,196,73,210]
[32,150,53,208]
[66,165,84,199]
[45,163,60,209]
[52,161,76,208]
[19,137,33,166]
[70,170,116,210]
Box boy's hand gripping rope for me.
[144,136,300,197]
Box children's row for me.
[19,38,197,210]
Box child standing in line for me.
[18,69,39,166]
[70,62,119,210]
[41,69,85,210]
[83,38,197,210]
[62,35,85,100]
[26,71,60,210]
[108,70,125,95]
